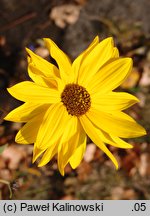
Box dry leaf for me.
[139,62,150,87]
[136,92,146,107]
[1,145,26,170]
[0,156,6,169]
[75,0,88,5]
[111,187,137,199]
[0,169,12,181]
[139,153,150,177]
[111,186,124,199]
[77,161,92,181]
[122,189,137,199]
[121,67,140,89]
[35,47,49,58]
[50,4,81,28]
[121,150,139,172]
[0,36,6,46]
[84,143,96,162]
[61,195,75,200]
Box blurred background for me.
[0,0,150,200]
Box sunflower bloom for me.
[5,36,146,175]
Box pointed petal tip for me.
[104,37,114,46]
[15,133,30,145]
[25,47,31,54]
[6,88,13,98]
[38,157,48,167]
[15,135,19,143]
[43,37,48,40]
[7,87,11,92]
[142,128,147,136]
[3,115,9,121]
[111,156,119,170]
[94,35,99,43]
[15,136,22,144]
[58,165,65,176]
[118,57,133,66]
[135,97,140,103]
[32,159,35,164]
[129,95,140,105]
[37,163,43,167]
[115,163,119,170]
[25,48,35,59]
[125,57,133,66]
[136,126,147,137]
[7,86,15,96]
[32,157,36,163]
[128,144,133,149]
[25,47,29,51]
[43,38,51,45]
[60,170,65,176]
[3,114,13,122]
[32,153,38,164]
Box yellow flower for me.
[4,36,146,175]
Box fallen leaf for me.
[121,150,139,172]
[139,153,150,177]
[61,195,75,200]
[121,67,140,89]
[0,156,6,169]
[139,62,150,87]
[50,4,81,28]
[84,143,96,162]
[0,169,12,181]
[77,161,92,181]
[0,36,6,46]
[1,145,27,170]
[122,189,137,199]
[35,47,49,58]
[111,186,124,199]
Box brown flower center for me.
[61,84,91,116]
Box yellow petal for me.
[97,129,133,148]
[72,36,99,83]
[28,60,64,92]
[15,111,45,144]
[36,103,70,150]
[7,81,60,103]
[26,48,59,78]
[32,145,45,163]
[57,116,78,176]
[87,108,146,138]
[69,135,86,169]
[28,62,57,88]
[78,37,114,86]
[63,120,86,170]
[4,103,49,122]
[92,92,139,111]
[43,38,72,84]
[38,143,58,167]
[80,115,118,169]
[110,135,133,149]
[87,58,132,94]
[112,47,119,58]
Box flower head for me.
[5,36,146,175]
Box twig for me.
[0,12,37,32]
[0,179,12,199]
